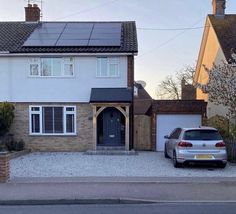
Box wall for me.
[0,56,128,103]
[0,58,10,101]
[195,17,227,118]
[10,103,93,152]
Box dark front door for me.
[103,108,121,145]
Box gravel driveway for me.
[10,152,236,178]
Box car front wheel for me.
[164,145,169,158]
[173,151,182,168]
[218,162,227,168]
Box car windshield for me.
[183,129,222,141]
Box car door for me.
[167,128,182,157]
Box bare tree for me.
[156,65,195,99]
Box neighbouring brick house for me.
[0,4,138,152]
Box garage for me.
[156,114,202,151]
[151,100,207,151]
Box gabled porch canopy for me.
[90,88,132,151]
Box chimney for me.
[212,0,226,17]
[25,4,41,22]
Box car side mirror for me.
[164,135,169,139]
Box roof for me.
[0,21,138,54]
[209,15,236,61]
[152,100,207,115]
[90,88,132,103]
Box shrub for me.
[15,139,25,151]
[0,102,15,137]
[203,115,230,139]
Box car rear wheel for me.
[218,162,227,168]
[164,145,169,158]
[173,151,182,168]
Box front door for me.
[103,108,121,145]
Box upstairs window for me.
[29,57,74,77]
[97,57,119,77]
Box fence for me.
[225,139,236,163]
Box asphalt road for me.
[0,203,236,214]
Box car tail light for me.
[178,141,193,147]
[215,141,226,148]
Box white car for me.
[164,127,227,168]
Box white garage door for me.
[156,114,202,151]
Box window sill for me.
[28,76,75,79]
[29,133,77,137]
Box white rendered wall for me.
[0,58,10,101]
[0,56,128,102]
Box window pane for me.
[53,58,62,76]
[54,107,63,133]
[66,107,74,111]
[43,107,53,133]
[109,64,118,76]
[31,107,40,111]
[64,64,73,76]
[31,114,40,133]
[41,58,52,76]
[183,130,222,141]
[30,64,39,76]
[66,114,74,133]
[98,58,108,76]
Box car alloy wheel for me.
[164,145,169,158]
[173,151,182,168]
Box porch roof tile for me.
[90,88,132,103]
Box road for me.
[0,203,236,214]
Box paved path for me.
[1,178,236,203]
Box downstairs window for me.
[29,106,76,135]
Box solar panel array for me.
[23,22,122,47]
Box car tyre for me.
[218,162,227,169]
[164,145,169,158]
[173,151,182,168]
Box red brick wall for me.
[0,153,10,183]
[127,56,134,87]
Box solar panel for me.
[24,39,57,46]
[90,33,121,40]
[88,39,121,46]
[23,22,122,47]
[56,39,89,46]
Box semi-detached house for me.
[0,4,138,152]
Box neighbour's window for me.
[29,57,74,77]
[97,57,119,77]
[29,106,76,135]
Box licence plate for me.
[195,154,213,160]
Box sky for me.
[0,0,236,98]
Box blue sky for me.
[0,0,236,97]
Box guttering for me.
[0,52,138,57]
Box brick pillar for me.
[0,152,10,183]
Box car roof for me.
[181,127,218,131]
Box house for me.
[194,0,236,118]
[0,4,138,152]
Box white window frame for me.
[29,105,77,136]
[96,57,120,78]
[29,57,74,78]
